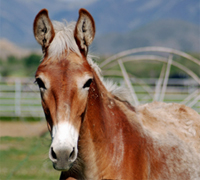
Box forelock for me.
[46,20,131,104]
[48,21,81,59]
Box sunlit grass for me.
[0,135,60,180]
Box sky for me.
[0,0,199,52]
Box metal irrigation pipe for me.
[102,55,200,85]
[102,70,154,98]
[100,46,200,68]
[118,59,139,106]
[153,64,166,101]
[159,54,173,102]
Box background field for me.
[0,1,199,179]
[0,126,61,180]
[0,51,199,180]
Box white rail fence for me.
[0,77,199,118]
[0,77,44,118]
[109,77,200,113]
[101,46,200,113]
[0,47,199,118]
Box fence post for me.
[15,79,21,116]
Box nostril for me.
[51,147,57,160]
[69,147,75,161]
[49,146,77,164]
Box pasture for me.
[27,8,200,179]
[0,127,60,180]
[0,7,199,179]
[0,52,199,179]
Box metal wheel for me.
[100,47,200,113]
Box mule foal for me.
[33,8,200,180]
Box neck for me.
[77,71,148,179]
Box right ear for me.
[74,9,95,56]
[33,9,55,53]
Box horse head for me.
[34,8,95,171]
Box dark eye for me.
[83,78,93,89]
[35,78,46,89]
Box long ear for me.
[33,9,55,53]
[74,8,95,56]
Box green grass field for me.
[0,135,60,180]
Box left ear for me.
[33,9,55,53]
[74,8,95,56]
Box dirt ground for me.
[0,121,48,137]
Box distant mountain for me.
[0,0,199,53]
[0,39,32,60]
[92,20,200,54]
[86,0,200,34]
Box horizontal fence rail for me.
[108,77,200,113]
[0,47,199,118]
[0,77,44,118]
[101,46,200,114]
[0,76,199,119]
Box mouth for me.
[53,161,74,171]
